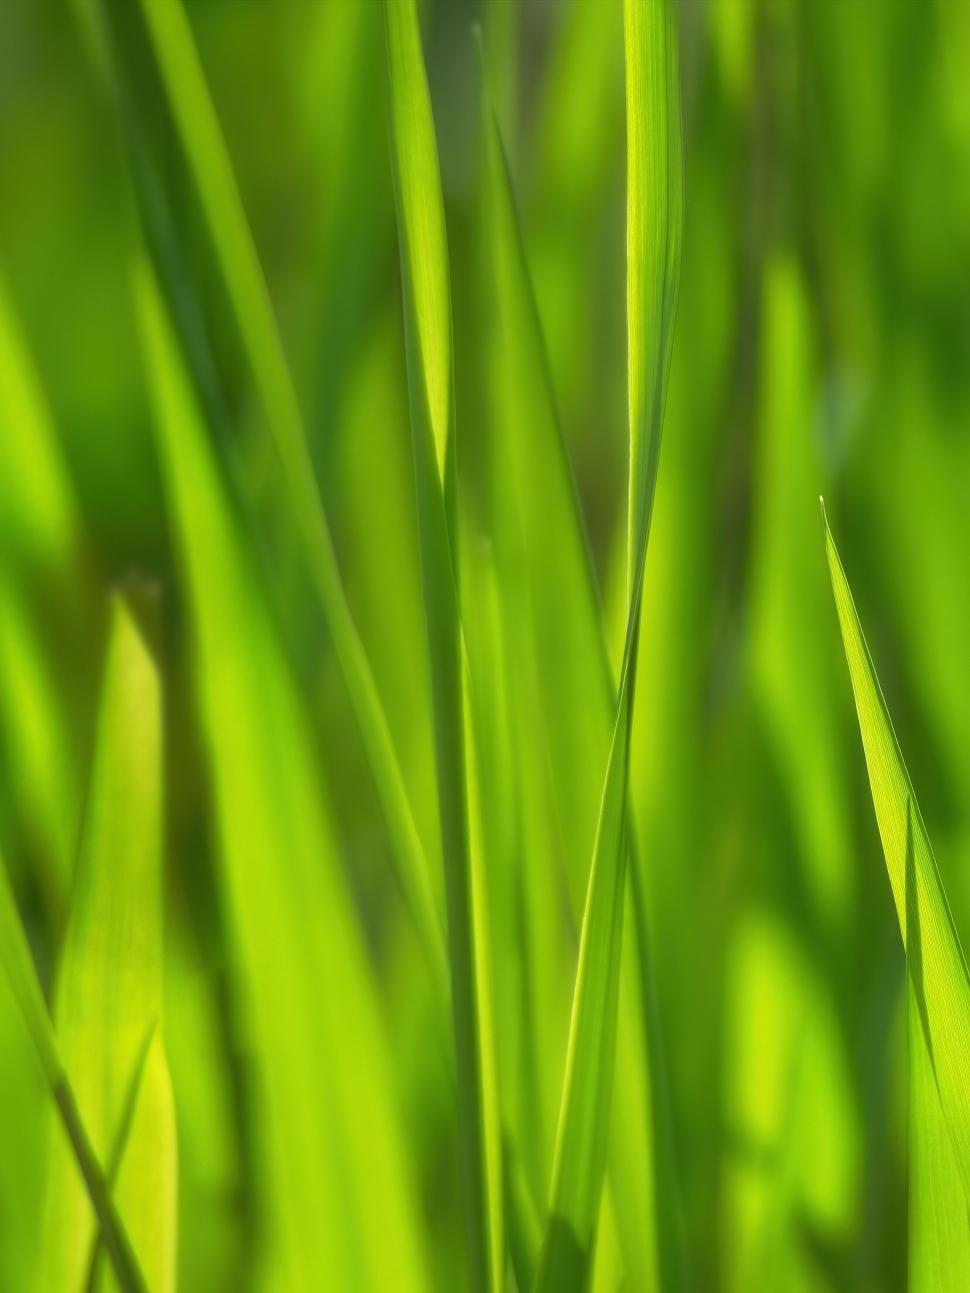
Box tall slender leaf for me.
[824,506,970,1273]
[384,2,503,1289]
[135,253,430,1293]
[478,17,683,1287]
[534,2,683,1287]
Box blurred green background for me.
[2,1,970,1289]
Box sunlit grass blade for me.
[40,597,177,1293]
[384,1,503,1288]
[536,669,632,1292]
[532,1,683,1287]
[86,0,445,994]
[904,802,970,1290]
[135,253,431,1292]
[823,507,970,1206]
[0,852,148,1293]
[477,11,682,1285]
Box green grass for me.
[1,1,969,1290]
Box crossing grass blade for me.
[823,507,970,1261]
[532,1,683,1287]
[0,856,149,1293]
[135,252,431,1293]
[40,597,177,1293]
[384,2,503,1289]
[477,14,683,1287]
[86,0,445,996]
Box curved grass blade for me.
[823,507,970,1238]
[86,0,445,996]
[384,2,503,1289]
[0,853,148,1293]
[534,3,683,1287]
[135,254,431,1293]
[40,597,177,1293]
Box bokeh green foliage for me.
[1,1,969,1290]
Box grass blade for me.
[534,2,683,1286]
[823,507,970,1239]
[384,2,503,1289]
[82,1019,159,1293]
[904,804,970,1290]
[477,13,683,1286]
[135,253,431,1292]
[0,853,148,1293]
[40,597,177,1293]
[87,0,445,995]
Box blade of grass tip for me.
[823,502,970,1203]
[384,2,503,1290]
[86,0,445,996]
[534,2,683,1288]
[0,854,148,1293]
[40,597,177,1293]
[135,252,431,1293]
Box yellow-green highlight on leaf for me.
[824,505,970,1204]
[40,597,177,1293]
[135,253,431,1293]
[385,3,503,1290]
[92,0,445,998]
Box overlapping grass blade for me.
[477,11,683,1286]
[384,1,503,1288]
[40,598,177,1293]
[0,853,148,1293]
[532,1,683,1286]
[823,509,970,1256]
[135,253,430,1292]
[86,0,444,993]
[82,1019,158,1293]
